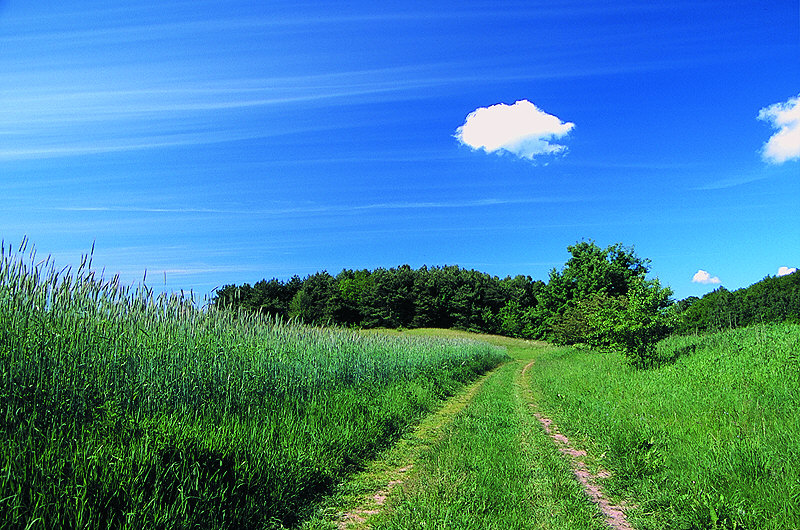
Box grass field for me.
[371,335,608,530]
[303,331,609,529]
[309,327,800,530]
[527,324,800,529]
[0,243,508,528]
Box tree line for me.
[214,242,674,363]
[214,264,545,338]
[674,270,800,334]
[213,241,798,367]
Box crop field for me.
[527,324,800,529]
[0,242,508,529]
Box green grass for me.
[527,323,800,529]
[366,338,608,530]
[0,241,508,529]
[10,237,797,529]
[300,351,496,530]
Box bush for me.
[592,279,676,367]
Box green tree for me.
[550,291,618,347]
[361,266,417,328]
[411,265,453,328]
[587,278,675,367]
[674,269,800,334]
[498,300,528,338]
[288,272,335,324]
[213,262,541,337]
[250,278,293,318]
[328,269,371,326]
[538,241,676,366]
[539,241,652,342]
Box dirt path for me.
[336,465,411,529]
[520,360,634,530]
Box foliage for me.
[215,265,545,338]
[535,241,651,340]
[554,240,650,300]
[540,241,674,365]
[586,278,676,367]
[0,240,507,529]
[288,270,335,323]
[215,239,682,366]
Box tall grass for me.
[0,239,508,529]
[527,323,800,529]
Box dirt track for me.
[333,353,634,529]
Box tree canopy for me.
[532,241,674,364]
[675,270,800,334]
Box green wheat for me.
[0,239,507,529]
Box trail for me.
[336,465,411,529]
[520,360,634,530]
[346,349,610,528]
[307,332,635,529]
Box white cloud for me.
[758,94,800,164]
[692,269,721,285]
[455,100,574,160]
[778,266,797,277]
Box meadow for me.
[527,323,800,529]
[0,241,508,529]
[5,236,799,529]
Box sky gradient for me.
[2,0,799,301]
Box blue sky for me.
[1,0,798,301]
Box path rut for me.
[521,360,634,530]
[321,346,635,529]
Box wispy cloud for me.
[692,269,721,285]
[455,100,574,161]
[1,3,716,40]
[51,196,587,217]
[349,197,582,210]
[0,64,465,161]
[53,206,226,214]
[778,266,796,277]
[758,94,800,164]
[0,131,271,161]
[1,66,455,123]
[689,173,768,190]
